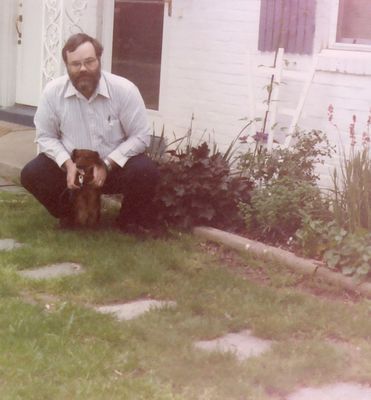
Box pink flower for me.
[327,104,334,122]
[362,131,370,147]
[349,115,356,146]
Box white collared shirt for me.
[34,71,151,167]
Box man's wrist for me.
[103,158,113,172]
[62,158,74,172]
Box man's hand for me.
[63,159,80,190]
[92,163,107,188]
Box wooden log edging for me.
[193,226,371,298]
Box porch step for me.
[0,104,36,127]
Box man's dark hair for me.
[62,33,103,63]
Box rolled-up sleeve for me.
[107,84,151,167]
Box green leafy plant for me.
[240,177,331,244]
[296,217,371,279]
[295,218,346,259]
[153,142,252,231]
[324,231,371,279]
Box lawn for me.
[1,190,371,400]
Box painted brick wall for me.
[155,0,260,149]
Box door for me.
[15,0,43,106]
[111,0,165,110]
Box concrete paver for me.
[194,329,273,361]
[19,262,84,280]
[0,129,36,179]
[0,120,33,136]
[96,299,177,321]
[286,382,371,400]
[0,238,23,251]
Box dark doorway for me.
[112,1,164,110]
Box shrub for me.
[153,142,252,231]
[239,177,331,244]
[238,130,334,185]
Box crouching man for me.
[21,33,159,234]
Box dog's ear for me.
[71,149,77,162]
[92,151,101,162]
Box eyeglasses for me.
[67,57,99,71]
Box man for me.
[21,33,159,234]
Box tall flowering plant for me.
[328,104,371,150]
[328,105,371,232]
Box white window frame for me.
[329,0,371,52]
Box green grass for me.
[1,190,371,399]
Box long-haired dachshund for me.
[69,149,103,228]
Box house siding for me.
[157,0,259,149]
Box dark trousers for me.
[20,153,159,227]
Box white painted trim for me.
[328,0,339,48]
[317,49,371,75]
[100,0,114,71]
[157,2,170,115]
[145,3,169,134]
[284,54,319,148]
[267,48,284,151]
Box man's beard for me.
[70,69,101,98]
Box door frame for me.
[15,0,44,106]
[100,0,115,72]
[0,0,17,107]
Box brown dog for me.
[69,149,103,228]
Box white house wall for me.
[158,0,261,149]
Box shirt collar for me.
[64,73,110,100]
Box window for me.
[335,0,371,45]
[258,0,316,55]
[111,0,165,110]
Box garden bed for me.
[194,226,371,299]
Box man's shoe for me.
[58,216,74,230]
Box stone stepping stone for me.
[0,185,26,194]
[19,262,84,280]
[287,383,371,400]
[95,299,177,321]
[0,238,23,251]
[194,329,272,361]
